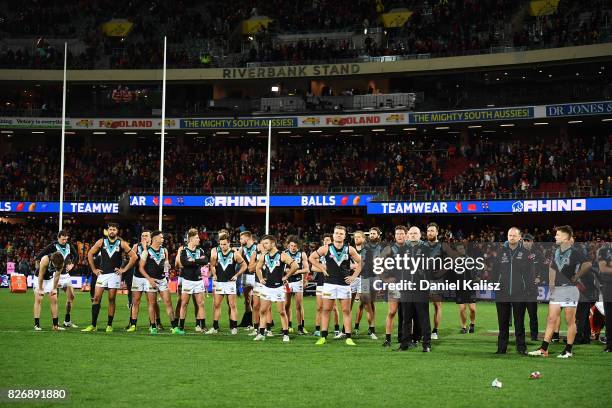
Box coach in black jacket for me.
[397,226,432,352]
[492,227,532,354]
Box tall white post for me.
[58,42,68,231]
[158,36,167,231]
[265,120,272,234]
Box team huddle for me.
[32,222,612,355]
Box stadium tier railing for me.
[383,187,611,202]
[221,39,611,69]
[129,185,388,196]
[2,31,610,71]
[1,187,609,203]
[0,193,123,202]
[96,186,611,201]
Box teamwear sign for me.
[366,198,612,214]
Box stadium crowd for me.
[0,0,608,69]
[442,135,612,199]
[1,134,610,201]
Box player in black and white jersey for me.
[379,226,409,347]
[207,233,247,335]
[239,231,258,330]
[530,225,592,358]
[311,233,340,337]
[309,225,361,346]
[354,227,383,340]
[33,252,66,331]
[35,230,78,328]
[177,228,209,334]
[284,235,310,335]
[82,223,136,333]
[343,230,366,338]
[247,241,275,336]
[174,233,203,332]
[425,223,444,340]
[124,230,163,332]
[138,230,180,335]
[595,243,612,352]
[254,235,298,342]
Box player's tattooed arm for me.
[572,261,593,283]
[255,256,266,285]
[87,239,103,276]
[297,251,310,275]
[37,256,48,295]
[346,246,362,283]
[548,266,556,293]
[209,249,218,281]
[350,246,362,275]
[175,246,183,269]
[232,252,247,280]
[281,252,298,282]
[308,246,328,276]
[52,262,61,293]
[117,240,136,274]
[123,244,140,271]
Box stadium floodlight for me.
[435,126,450,130]
[500,124,514,127]
[568,120,583,124]
[468,125,482,128]
[534,122,548,125]
[271,86,279,92]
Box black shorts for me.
[455,289,476,304]
[122,271,134,284]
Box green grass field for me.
[0,290,610,408]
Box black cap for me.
[523,233,534,241]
